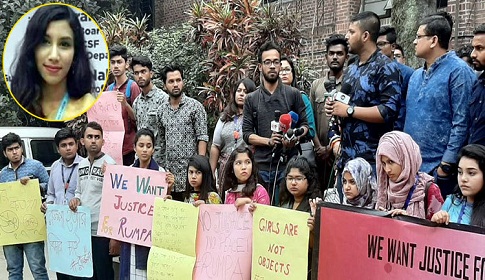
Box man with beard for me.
[324,11,401,199]
[108,45,141,166]
[40,127,83,280]
[404,12,476,198]
[0,133,49,280]
[309,34,348,190]
[69,121,117,280]
[377,26,414,130]
[243,41,309,205]
[155,65,208,202]
[131,56,167,163]
[468,24,485,146]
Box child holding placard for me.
[119,128,175,280]
[184,155,222,206]
[432,144,485,226]
[222,146,270,206]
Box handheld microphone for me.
[278,114,292,134]
[324,75,337,92]
[288,111,299,128]
[271,110,281,133]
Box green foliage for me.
[189,0,304,115]
[99,8,151,49]
[125,23,206,97]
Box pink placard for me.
[194,204,252,280]
[87,91,124,164]
[97,165,167,247]
[318,205,485,280]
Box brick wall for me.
[154,0,485,74]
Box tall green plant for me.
[189,0,304,115]
[99,9,150,49]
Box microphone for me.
[278,114,292,135]
[325,83,352,104]
[324,75,337,92]
[284,127,305,142]
[288,111,299,128]
[271,110,281,133]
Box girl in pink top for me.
[222,147,270,206]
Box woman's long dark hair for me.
[222,146,259,201]
[280,56,298,88]
[220,78,256,122]
[279,156,321,211]
[456,144,485,228]
[10,4,93,117]
[184,155,216,202]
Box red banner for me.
[317,204,485,280]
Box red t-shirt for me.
[111,79,141,155]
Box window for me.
[30,140,59,170]
[437,0,448,9]
[363,0,391,18]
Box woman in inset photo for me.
[9,4,96,121]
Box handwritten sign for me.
[317,203,485,279]
[147,246,196,280]
[251,204,310,280]
[87,91,124,164]
[0,179,46,245]
[46,205,93,277]
[194,204,252,280]
[152,198,199,256]
[97,165,167,246]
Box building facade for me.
[151,0,484,72]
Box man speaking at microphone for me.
[243,41,309,205]
[324,11,401,200]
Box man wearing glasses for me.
[243,41,309,205]
[377,26,414,130]
[404,12,477,198]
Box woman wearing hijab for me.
[376,131,444,219]
[341,157,377,209]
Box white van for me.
[0,127,60,172]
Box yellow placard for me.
[152,198,199,257]
[251,204,310,280]
[147,246,195,280]
[0,179,46,245]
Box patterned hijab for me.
[376,131,426,218]
[342,157,377,209]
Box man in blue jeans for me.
[0,132,49,280]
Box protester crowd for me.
[2,9,485,280]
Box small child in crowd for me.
[184,155,222,206]
[341,157,377,209]
[432,144,485,227]
[222,146,270,206]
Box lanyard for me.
[55,93,70,120]
[403,175,419,210]
[457,201,468,224]
[61,164,76,191]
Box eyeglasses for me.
[262,59,281,67]
[280,68,292,74]
[415,34,432,40]
[376,41,390,48]
[286,176,306,183]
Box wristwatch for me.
[439,162,455,175]
[346,106,355,117]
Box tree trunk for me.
[391,0,437,68]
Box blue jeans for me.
[3,241,48,280]
[259,170,285,205]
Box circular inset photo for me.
[3,3,109,122]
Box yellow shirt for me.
[45,93,96,121]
